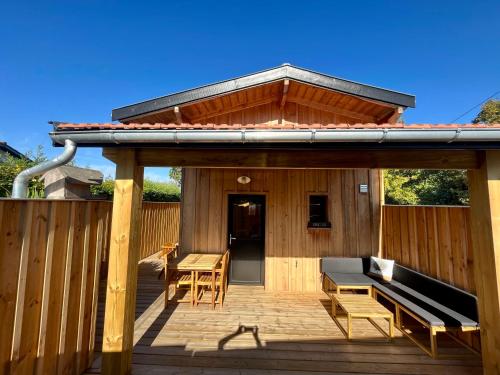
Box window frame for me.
[307,193,331,229]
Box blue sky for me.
[1,1,499,180]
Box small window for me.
[308,195,331,228]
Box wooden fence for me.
[382,205,474,293]
[0,199,180,375]
[139,202,180,260]
[0,199,112,374]
[1,199,479,372]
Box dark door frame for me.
[227,193,266,285]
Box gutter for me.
[49,128,500,146]
[12,139,77,198]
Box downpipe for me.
[11,139,77,198]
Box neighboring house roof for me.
[111,64,416,121]
[0,141,29,160]
[42,165,103,185]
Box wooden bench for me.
[321,257,480,358]
[331,294,394,341]
[371,264,480,358]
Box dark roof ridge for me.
[111,65,416,121]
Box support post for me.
[102,149,143,375]
[468,150,500,375]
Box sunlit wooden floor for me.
[86,257,482,375]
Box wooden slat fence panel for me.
[138,202,180,260]
[382,204,479,349]
[382,205,474,293]
[0,199,179,374]
[0,199,112,375]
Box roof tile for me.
[53,122,500,131]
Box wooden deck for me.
[87,257,482,375]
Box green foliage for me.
[472,99,500,124]
[383,170,419,205]
[143,179,181,202]
[90,178,115,198]
[91,178,181,202]
[384,169,468,206]
[169,167,182,186]
[0,146,47,198]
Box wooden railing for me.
[0,199,180,374]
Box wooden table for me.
[331,294,394,341]
[167,253,223,308]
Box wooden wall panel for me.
[198,101,362,126]
[382,205,474,293]
[180,168,382,292]
[0,199,112,375]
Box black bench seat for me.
[324,272,374,286]
[371,281,446,327]
[373,280,479,328]
[321,257,480,358]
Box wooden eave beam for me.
[280,79,290,110]
[103,148,480,170]
[174,106,183,125]
[377,106,404,124]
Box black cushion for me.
[373,279,478,327]
[389,280,478,327]
[325,272,374,286]
[372,281,445,326]
[321,257,364,274]
[391,264,478,323]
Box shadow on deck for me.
[86,257,482,375]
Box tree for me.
[472,99,500,124]
[384,169,468,206]
[383,170,418,205]
[383,100,500,205]
[0,146,47,198]
[169,167,182,186]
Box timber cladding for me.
[180,168,382,292]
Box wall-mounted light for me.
[237,176,251,184]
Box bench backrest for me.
[320,257,364,274]
[392,263,478,322]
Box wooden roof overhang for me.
[49,123,500,170]
[111,65,415,125]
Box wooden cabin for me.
[50,65,500,374]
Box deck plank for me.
[86,257,482,374]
